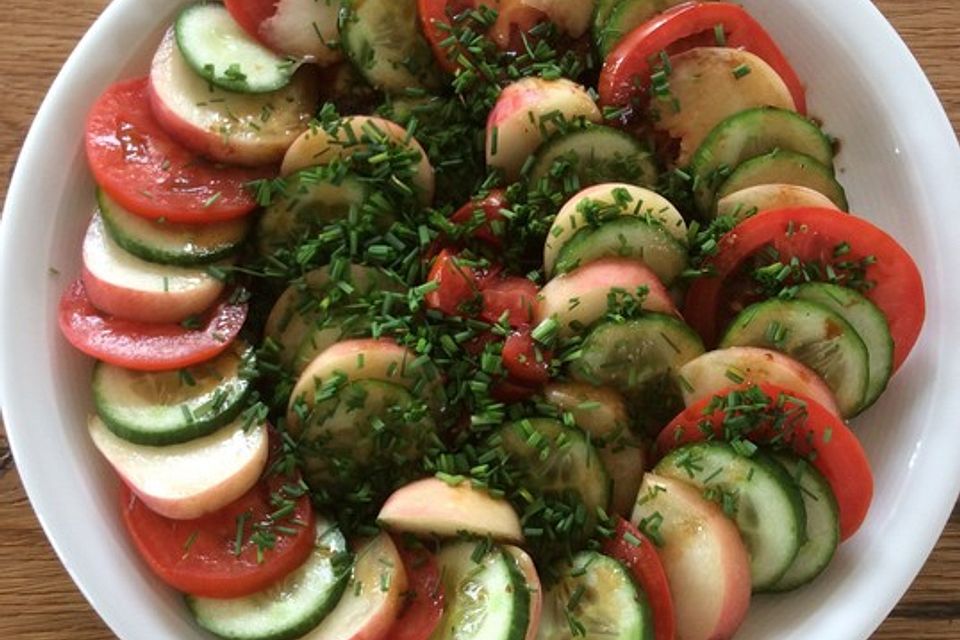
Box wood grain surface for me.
[0,1,958,637]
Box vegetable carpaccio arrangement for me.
[58,0,925,638]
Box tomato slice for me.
[449,189,509,249]
[119,449,316,599]
[683,207,925,370]
[223,0,276,45]
[654,383,873,541]
[502,329,551,387]
[480,276,538,327]
[425,249,481,316]
[58,279,247,371]
[602,518,676,640]
[598,2,807,115]
[418,0,544,73]
[86,78,269,223]
[389,539,445,640]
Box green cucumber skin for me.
[175,3,294,94]
[434,543,531,640]
[767,453,840,592]
[794,282,894,411]
[97,189,247,266]
[548,551,654,640]
[187,523,352,640]
[655,443,806,591]
[719,298,870,417]
[554,217,689,285]
[257,171,370,255]
[715,149,848,212]
[572,314,704,434]
[497,418,610,545]
[528,126,658,191]
[340,0,442,93]
[597,0,691,59]
[690,107,835,216]
[91,348,254,447]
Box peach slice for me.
[89,414,267,520]
[653,47,796,166]
[544,183,686,277]
[378,477,524,543]
[632,473,751,640]
[281,115,435,205]
[149,28,318,167]
[304,533,408,640]
[486,77,601,181]
[679,347,842,416]
[716,183,841,221]
[536,258,676,338]
[82,214,225,324]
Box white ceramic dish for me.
[1,1,959,638]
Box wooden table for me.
[1,1,958,637]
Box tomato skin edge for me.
[387,538,445,640]
[602,517,677,640]
[58,279,247,372]
[598,2,807,114]
[654,382,873,541]
[683,207,925,371]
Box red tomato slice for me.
[598,2,807,114]
[491,378,539,403]
[389,539,445,640]
[58,279,247,371]
[119,452,316,599]
[417,0,543,73]
[502,329,551,387]
[425,249,481,316]
[223,0,277,45]
[654,383,873,541]
[418,0,479,74]
[683,207,925,370]
[449,189,509,248]
[480,276,539,327]
[86,78,269,223]
[603,518,676,640]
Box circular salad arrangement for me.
[56,0,926,639]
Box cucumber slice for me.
[496,418,610,543]
[655,442,806,591]
[98,189,249,266]
[93,342,253,446]
[768,453,840,591]
[175,3,296,94]
[528,126,658,191]
[543,383,645,517]
[294,379,437,499]
[719,298,870,417]
[716,149,848,211]
[264,265,403,368]
[433,541,530,640]
[554,217,689,286]
[690,107,835,216]
[545,184,687,278]
[794,282,894,410]
[572,315,705,432]
[592,0,623,40]
[597,0,691,59]
[257,170,371,255]
[540,551,654,640]
[187,520,351,640]
[340,0,442,93]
